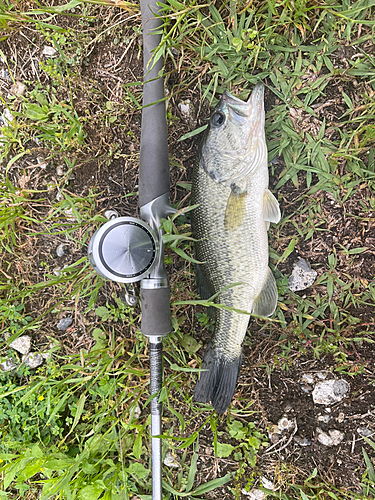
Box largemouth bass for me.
[191,83,281,414]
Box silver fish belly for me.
[191,83,280,413]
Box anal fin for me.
[263,189,281,224]
[224,191,247,231]
[253,267,278,317]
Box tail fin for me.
[194,342,242,414]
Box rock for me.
[317,428,344,446]
[278,416,295,432]
[104,209,119,220]
[294,436,311,447]
[178,99,193,120]
[10,81,26,96]
[0,358,17,372]
[317,414,331,423]
[241,488,266,499]
[337,412,345,423]
[1,69,9,80]
[261,477,274,490]
[37,157,48,169]
[357,428,373,437]
[57,317,73,331]
[133,404,142,419]
[56,244,68,257]
[43,45,57,57]
[24,352,44,369]
[312,379,349,405]
[163,451,179,468]
[56,166,65,176]
[9,335,31,355]
[301,373,314,385]
[1,108,14,125]
[288,258,317,292]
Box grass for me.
[0,0,374,499]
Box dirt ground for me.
[1,6,374,499]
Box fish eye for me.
[211,111,225,128]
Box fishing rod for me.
[88,0,173,498]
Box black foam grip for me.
[139,0,170,207]
[141,287,171,336]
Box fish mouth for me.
[219,83,264,126]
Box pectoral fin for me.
[224,190,247,231]
[263,189,281,224]
[252,267,278,317]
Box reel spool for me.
[88,217,159,283]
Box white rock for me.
[294,436,311,447]
[261,477,274,490]
[301,373,314,385]
[277,416,295,432]
[337,412,345,423]
[1,108,14,125]
[357,428,373,437]
[163,451,179,468]
[9,335,31,355]
[10,81,26,96]
[37,157,48,169]
[43,45,57,57]
[56,244,68,257]
[104,209,119,220]
[24,352,44,369]
[0,358,17,372]
[241,488,266,499]
[288,258,317,292]
[133,404,142,419]
[317,428,344,446]
[317,414,330,423]
[56,166,65,176]
[178,99,193,119]
[312,379,349,405]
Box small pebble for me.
[133,404,142,419]
[312,379,349,405]
[178,99,193,119]
[1,69,9,80]
[357,428,373,437]
[0,358,17,372]
[37,157,48,169]
[337,412,345,423]
[278,416,295,432]
[261,477,274,490]
[2,108,14,125]
[9,335,31,355]
[43,45,57,57]
[301,373,314,385]
[56,166,65,176]
[24,352,44,369]
[56,244,68,257]
[317,415,331,423]
[241,489,266,499]
[57,317,73,331]
[163,451,179,468]
[294,436,311,447]
[317,428,344,446]
[288,258,317,292]
[10,81,26,96]
[104,209,119,220]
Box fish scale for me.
[191,83,281,413]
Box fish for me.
[191,82,281,414]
